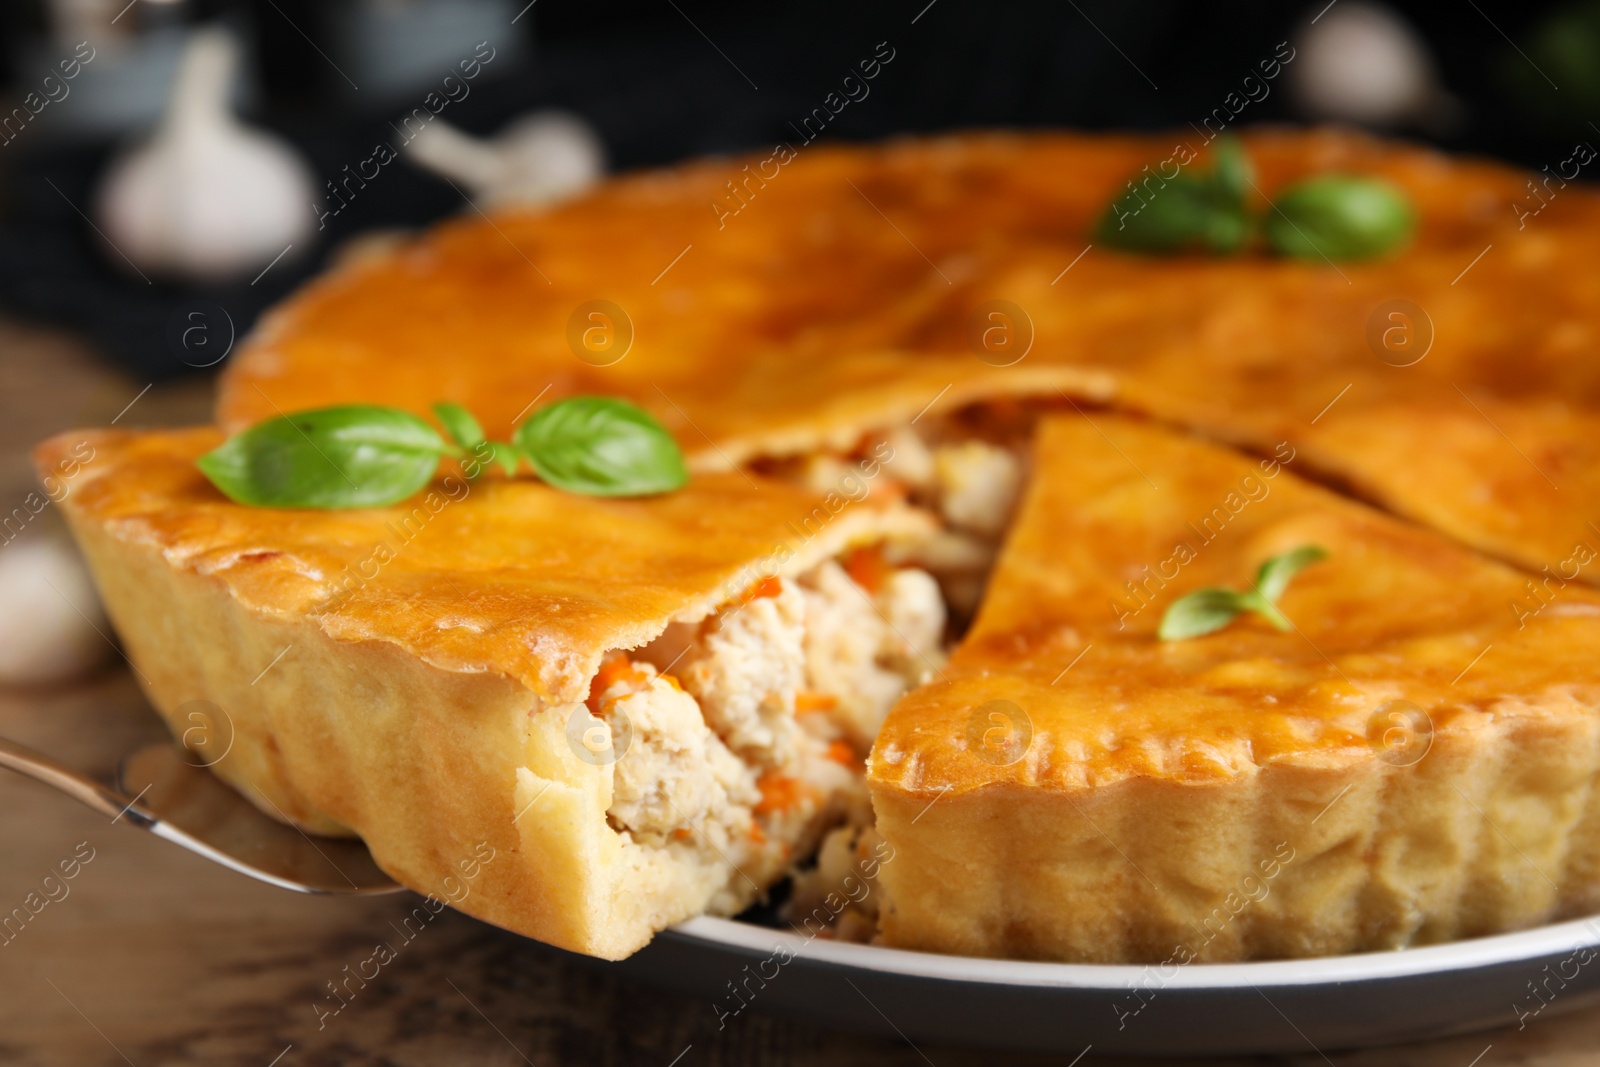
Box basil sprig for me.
[197,396,688,508]
[1096,140,1414,262]
[1158,545,1328,641]
[1262,175,1414,261]
[1094,137,1252,255]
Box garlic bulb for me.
[0,536,109,687]
[95,26,317,282]
[404,110,605,209]
[1288,2,1444,129]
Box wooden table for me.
[3,317,1599,1065]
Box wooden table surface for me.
[3,316,1600,1066]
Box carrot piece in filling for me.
[844,544,889,594]
[795,690,839,713]
[586,654,648,713]
[739,575,784,603]
[753,772,809,816]
[825,740,859,767]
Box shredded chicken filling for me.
[579,553,945,910]
[581,412,1029,923]
[773,420,1027,623]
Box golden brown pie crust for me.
[216,127,1600,581]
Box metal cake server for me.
[0,736,401,894]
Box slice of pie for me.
[868,414,1600,962]
[38,427,947,959]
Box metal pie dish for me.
[588,913,1600,1055]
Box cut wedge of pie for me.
[38,427,945,959]
[870,415,1600,961]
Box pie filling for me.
[581,398,1600,947]
[757,401,1035,627]
[580,407,1033,925]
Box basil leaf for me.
[1254,544,1329,604]
[197,405,445,508]
[433,402,485,451]
[1095,139,1251,255]
[514,396,688,496]
[1095,176,1234,253]
[1158,588,1250,641]
[1198,199,1252,256]
[1263,176,1413,261]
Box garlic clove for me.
[0,536,110,687]
[492,110,607,204]
[94,26,318,282]
[1288,2,1447,129]
[404,109,606,209]
[402,118,509,193]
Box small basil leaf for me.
[514,396,688,496]
[487,441,523,477]
[196,405,445,508]
[433,402,485,451]
[1254,544,1329,604]
[1095,175,1230,253]
[1263,176,1414,261]
[460,439,516,480]
[1158,588,1250,641]
[1210,135,1253,200]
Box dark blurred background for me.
[0,0,1592,381]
